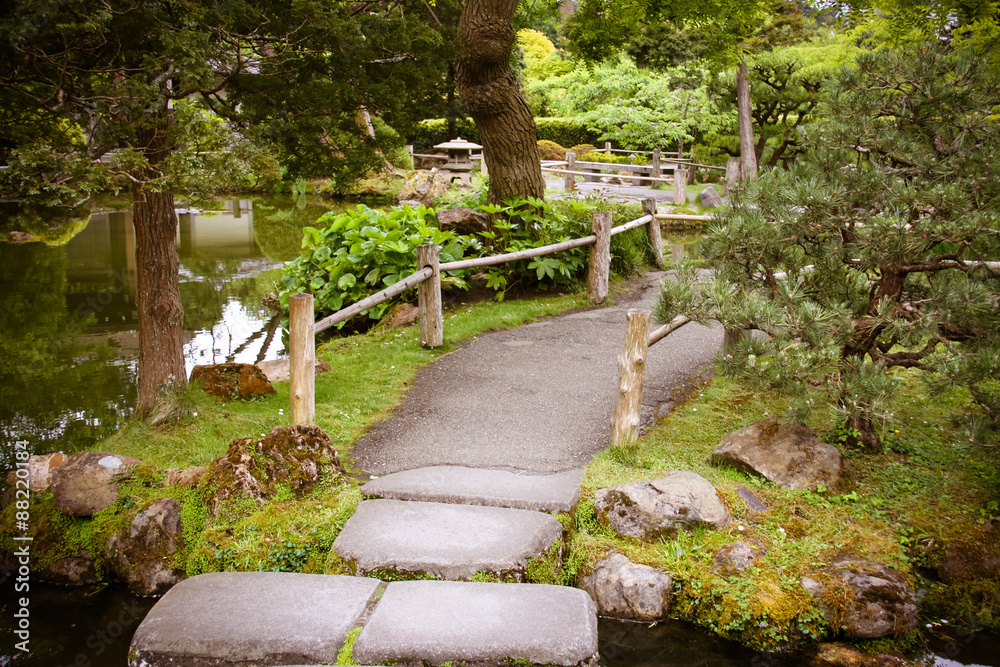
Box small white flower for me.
[738,525,745,531]
[778,528,785,534]
[192,412,198,417]
[926,623,933,628]
[692,408,698,412]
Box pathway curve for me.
[352,270,723,475]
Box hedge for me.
[408,117,602,153]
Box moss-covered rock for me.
[200,425,347,518]
[189,362,276,401]
[104,497,187,595]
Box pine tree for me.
[656,41,1000,451]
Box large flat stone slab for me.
[362,466,584,513]
[333,499,563,580]
[128,572,380,666]
[353,580,599,667]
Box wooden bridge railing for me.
[286,198,689,425]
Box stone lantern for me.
[433,137,483,185]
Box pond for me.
[1,203,997,666]
[0,195,345,472]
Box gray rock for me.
[333,499,563,581]
[129,572,380,666]
[398,170,450,206]
[163,465,207,487]
[362,466,584,513]
[353,580,599,667]
[435,206,490,235]
[5,452,68,493]
[580,553,672,621]
[711,542,760,576]
[189,362,276,400]
[712,417,849,492]
[105,497,187,595]
[736,485,768,512]
[698,186,723,208]
[595,471,730,541]
[256,358,332,384]
[7,231,36,243]
[802,558,918,639]
[49,451,144,517]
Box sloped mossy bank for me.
[563,370,1000,658]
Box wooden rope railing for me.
[287,198,667,425]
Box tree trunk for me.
[133,125,185,414]
[736,62,758,182]
[456,0,545,204]
[844,415,881,453]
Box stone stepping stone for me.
[333,499,563,580]
[353,580,598,667]
[128,572,380,666]
[362,465,584,513]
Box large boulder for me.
[200,425,347,517]
[105,498,187,595]
[435,207,489,235]
[712,417,849,492]
[398,170,449,206]
[801,557,918,639]
[698,186,723,209]
[189,363,276,400]
[580,553,672,621]
[255,359,332,385]
[50,452,144,517]
[595,471,729,541]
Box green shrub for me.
[534,117,601,148]
[536,139,567,160]
[579,151,633,164]
[569,144,597,156]
[408,118,481,151]
[280,204,482,326]
[373,118,414,170]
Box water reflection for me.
[0,196,339,469]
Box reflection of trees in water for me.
[0,243,134,468]
[0,201,96,246]
[252,197,357,261]
[180,270,283,332]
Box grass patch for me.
[570,370,1000,650]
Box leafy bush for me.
[534,117,601,148]
[569,144,597,155]
[477,197,652,300]
[578,151,634,164]
[408,118,481,151]
[280,205,481,327]
[372,118,414,170]
[537,140,567,160]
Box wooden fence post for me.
[724,158,741,196]
[652,149,661,183]
[642,198,663,268]
[612,309,651,449]
[588,211,611,304]
[288,292,315,425]
[417,243,443,348]
[564,151,576,191]
[674,168,687,206]
[604,141,612,154]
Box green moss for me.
[336,626,363,666]
[525,543,564,585]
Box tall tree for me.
[457,0,546,204]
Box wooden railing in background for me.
[287,198,672,425]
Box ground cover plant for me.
[568,369,1000,653]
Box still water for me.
[1,200,997,666]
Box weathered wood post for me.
[652,149,661,183]
[288,293,315,425]
[612,309,651,449]
[604,141,612,154]
[642,198,663,268]
[674,168,687,206]
[417,243,443,348]
[588,211,611,304]
[724,158,741,196]
[564,151,576,191]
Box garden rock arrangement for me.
[712,417,849,492]
[698,186,723,208]
[595,470,730,540]
[105,497,187,595]
[801,557,918,639]
[580,553,672,620]
[398,169,449,206]
[189,362,276,400]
